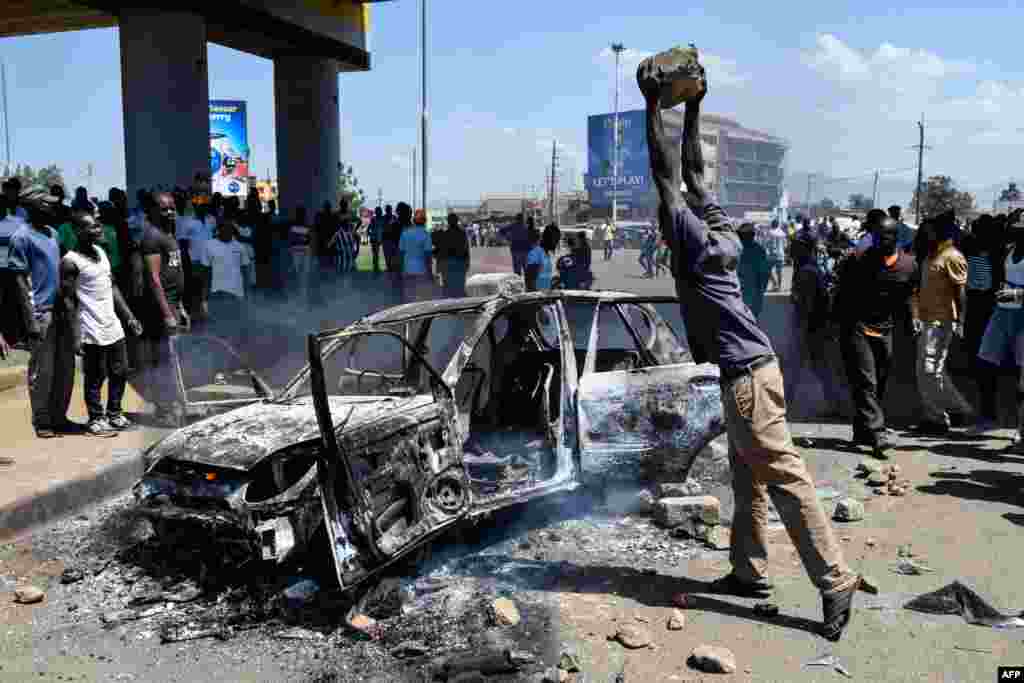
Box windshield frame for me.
[276,326,449,402]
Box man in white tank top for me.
[60,211,144,436]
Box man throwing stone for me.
[639,46,867,641]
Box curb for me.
[0,448,147,543]
[0,365,26,393]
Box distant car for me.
[134,273,725,588]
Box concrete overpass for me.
[2,1,392,213]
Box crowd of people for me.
[0,174,501,440]
[726,201,1024,459]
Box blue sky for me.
[2,1,1023,210]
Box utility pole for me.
[805,173,814,220]
[420,0,429,214]
[611,43,625,230]
[549,139,560,224]
[0,61,9,174]
[913,116,927,224]
[412,146,417,209]
[377,187,383,209]
[871,170,879,209]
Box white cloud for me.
[702,53,750,87]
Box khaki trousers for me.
[721,359,856,597]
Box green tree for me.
[911,175,975,218]
[818,197,836,211]
[999,182,1021,203]
[336,163,366,215]
[5,163,65,192]
[848,193,873,210]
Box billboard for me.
[586,110,653,208]
[209,100,251,197]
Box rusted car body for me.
[134,278,725,584]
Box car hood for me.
[148,395,436,471]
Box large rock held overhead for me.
[637,45,707,109]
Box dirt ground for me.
[2,422,1023,682]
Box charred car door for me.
[308,328,472,590]
[573,297,724,483]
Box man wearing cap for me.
[641,55,865,642]
[2,178,28,221]
[8,188,76,438]
[399,208,434,302]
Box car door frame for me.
[571,295,724,483]
[307,327,469,590]
[449,295,583,517]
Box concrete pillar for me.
[274,57,340,218]
[119,10,209,200]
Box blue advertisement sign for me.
[209,100,250,197]
[586,110,653,208]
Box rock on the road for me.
[689,644,737,673]
[656,480,704,498]
[654,495,720,530]
[667,610,686,630]
[13,585,45,604]
[490,597,521,627]
[610,623,652,649]
[833,497,865,522]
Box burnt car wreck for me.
[134,274,725,589]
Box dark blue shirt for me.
[8,223,61,315]
[672,204,773,369]
[502,222,529,252]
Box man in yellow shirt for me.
[911,211,972,435]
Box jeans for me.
[371,242,381,272]
[604,243,613,260]
[443,259,468,298]
[27,310,76,430]
[133,334,180,415]
[511,251,528,276]
[83,339,128,421]
[964,290,995,365]
[721,359,855,596]
[916,320,972,425]
[840,324,892,443]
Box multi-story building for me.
[585,109,788,220]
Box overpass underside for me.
[2,0,388,213]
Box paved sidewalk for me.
[0,370,170,541]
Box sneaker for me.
[86,418,118,438]
[107,414,134,430]
[966,419,999,437]
[34,427,58,439]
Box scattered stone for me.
[874,488,888,495]
[60,568,85,585]
[654,495,721,531]
[657,480,704,498]
[857,460,884,476]
[860,575,880,594]
[634,615,650,623]
[508,650,536,667]
[890,464,901,475]
[702,526,730,550]
[390,640,430,658]
[541,666,569,683]
[892,559,934,575]
[865,538,877,548]
[558,651,581,673]
[13,585,45,604]
[348,613,378,633]
[888,468,898,481]
[867,471,888,486]
[832,497,865,522]
[610,623,652,649]
[688,645,737,674]
[667,610,686,630]
[891,487,908,497]
[898,544,915,558]
[490,597,521,627]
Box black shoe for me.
[911,421,950,436]
[707,573,774,597]
[850,431,878,448]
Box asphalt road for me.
[1,247,1023,682]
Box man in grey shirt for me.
[640,57,868,642]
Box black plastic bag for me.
[903,581,1024,627]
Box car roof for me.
[357,289,655,326]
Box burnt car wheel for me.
[430,475,467,515]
